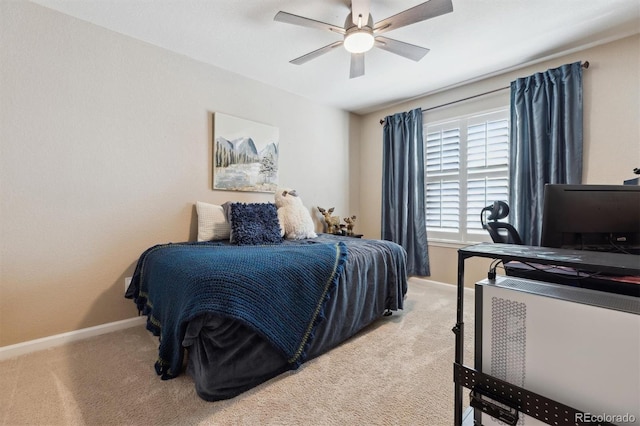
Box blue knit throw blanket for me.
[128,241,347,379]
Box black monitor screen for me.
[541,184,640,253]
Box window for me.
[424,109,509,243]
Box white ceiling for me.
[31,0,640,115]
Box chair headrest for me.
[483,201,510,221]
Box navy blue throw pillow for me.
[230,202,283,245]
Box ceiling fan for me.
[274,0,453,79]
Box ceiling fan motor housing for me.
[344,12,374,31]
[343,13,375,53]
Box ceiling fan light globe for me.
[344,30,374,53]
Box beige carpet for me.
[0,279,474,426]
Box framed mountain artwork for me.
[212,113,279,193]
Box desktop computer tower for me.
[474,276,640,425]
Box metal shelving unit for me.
[453,243,640,426]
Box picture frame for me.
[212,113,279,193]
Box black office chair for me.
[480,201,523,245]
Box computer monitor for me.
[540,184,640,253]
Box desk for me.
[453,243,640,425]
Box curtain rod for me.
[379,61,589,125]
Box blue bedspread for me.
[127,241,347,379]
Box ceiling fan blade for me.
[274,11,345,34]
[290,41,344,65]
[373,0,453,34]
[350,0,371,26]
[349,53,365,79]
[375,36,430,61]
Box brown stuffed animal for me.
[317,207,341,234]
[343,215,357,235]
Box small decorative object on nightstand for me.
[317,206,341,234]
[343,215,357,236]
[317,208,362,237]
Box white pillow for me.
[196,201,231,241]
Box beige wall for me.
[0,2,355,346]
[357,34,640,287]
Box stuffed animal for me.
[317,207,341,234]
[343,215,357,235]
[274,188,317,240]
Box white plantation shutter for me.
[426,180,460,231]
[425,124,460,234]
[425,127,460,174]
[466,112,510,235]
[424,109,509,242]
[466,177,509,234]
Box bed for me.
[126,233,407,401]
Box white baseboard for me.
[0,316,146,362]
[409,276,453,287]
[409,277,474,293]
